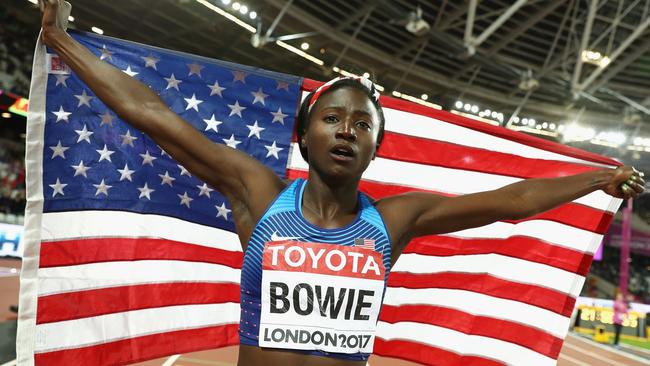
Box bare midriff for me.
[237,345,367,366]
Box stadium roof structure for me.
[7,0,650,172]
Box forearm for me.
[42,28,164,132]
[500,169,617,219]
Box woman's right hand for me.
[39,0,63,43]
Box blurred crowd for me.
[590,246,650,303]
[0,140,25,217]
[0,9,34,96]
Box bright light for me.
[549,123,556,130]
[221,0,231,4]
[594,131,626,146]
[28,0,37,4]
[1,112,11,118]
[421,94,428,100]
[497,114,504,122]
[392,91,402,97]
[68,16,75,22]
[542,122,548,129]
[300,42,309,50]
[558,124,565,132]
[522,118,528,124]
[529,119,536,125]
[478,112,485,117]
[600,56,611,68]
[485,109,491,115]
[91,26,104,35]
[249,11,257,19]
[536,125,542,130]
[470,105,479,113]
[563,124,595,142]
[196,0,256,33]
[513,116,520,123]
[491,111,497,118]
[276,40,324,65]
[232,2,241,10]
[240,5,248,14]
[455,101,463,109]
[362,72,370,78]
[463,103,471,111]
[333,66,340,72]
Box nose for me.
[335,119,356,142]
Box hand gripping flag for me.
[18,29,622,366]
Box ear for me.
[300,134,307,148]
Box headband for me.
[307,76,381,113]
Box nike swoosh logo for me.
[271,231,301,241]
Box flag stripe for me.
[39,237,243,268]
[383,287,570,337]
[373,337,506,366]
[40,211,242,252]
[393,253,584,296]
[403,236,593,276]
[288,146,619,213]
[34,303,240,352]
[34,323,239,366]
[37,282,240,324]
[375,321,556,366]
[379,304,563,358]
[37,260,241,296]
[387,272,575,317]
[379,131,599,179]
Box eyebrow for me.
[321,106,373,117]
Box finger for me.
[629,181,645,193]
[621,183,631,195]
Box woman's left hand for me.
[603,166,646,199]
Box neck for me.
[303,171,360,219]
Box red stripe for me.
[302,78,620,167]
[387,272,576,317]
[380,131,599,179]
[373,337,505,366]
[34,323,239,366]
[39,237,243,268]
[378,304,563,359]
[404,236,593,276]
[36,282,240,324]
[287,169,612,234]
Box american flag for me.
[17,30,622,366]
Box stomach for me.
[237,345,368,366]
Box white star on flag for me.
[52,106,71,123]
[93,179,112,196]
[184,94,203,111]
[164,73,182,90]
[178,192,193,208]
[138,183,155,200]
[96,144,115,162]
[99,45,113,60]
[232,70,247,83]
[197,183,214,198]
[207,80,225,97]
[71,161,91,178]
[215,202,231,220]
[74,124,94,144]
[117,163,135,182]
[158,171,176,186]
[187,63,204,77]
[251,87,269,105]
[270,107,288,124]
[100,111,114,127]
[55,74,69,87]
[74,90,94,107]
[50,141,70,159]
[246,121,265,139]
[120,130,138,147]
[49,178,68,197]
[123,66,139,77]
[140,150,157,166]
[223,134,241,149]
[265,141,283,159]
[228,100,246,117]
[203,114,223,132]
[141,55,160,69]
[177,164,192,177]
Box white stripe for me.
[37,260,240,296]
[382,287,570,337]
[288,144,617,213]
[382,107,612,169]
[449,220,603,254]
[376,321,556,366]
[393,253,585,296]
[34,303,240,353]
[41,211,242,252]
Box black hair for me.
[295,78,385,162]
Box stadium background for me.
[2,0,650,365]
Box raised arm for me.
[379,166,645,258]
[39,0,285,234]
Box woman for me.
[613,292,629,346]
[39,1,645,365]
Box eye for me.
[356,120,371,130]
[324,115,339,123]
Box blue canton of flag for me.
[42,31,302,231]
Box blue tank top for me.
[239,179,392,361]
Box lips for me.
[330,143,355,162]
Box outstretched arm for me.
[379,166,645,257]
[39,0,285,232]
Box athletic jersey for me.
[239,179,392,361]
